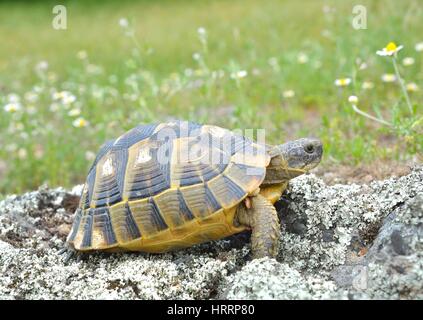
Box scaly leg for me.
[237,194,281,258]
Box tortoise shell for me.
[67,120,270,252]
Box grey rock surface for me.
[0,167,422,299]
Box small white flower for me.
[72,117,89,128]
[119,18,129,28]
[297,52,309,64]
[402,57,415,66]
[35,61,49,72]
[415,42,423,52]
[406,82,419,92]
[53,91,76,105]
[282,90,295,98]
[197,27,206,36]
[362,81,375,90]
[77,50,88,60]
[68,108,81,117]
[62,93,76,105]
[376,42,403,56]
[348,95,359,104]
[230,70,248,79]
[4,103,21,113]
[192,52,201,61]
[381,73,397,83]
[335,78,351,87]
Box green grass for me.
[0,0,422,194]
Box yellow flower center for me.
[386,42,397,52]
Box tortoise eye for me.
[304,144,315,154]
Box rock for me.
[0,167,422,299]
[221,257,347,299]
[336,194,423,299]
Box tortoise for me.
[65,120,322,258]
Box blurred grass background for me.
[0,0,422,194]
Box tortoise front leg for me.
[237,194,281,259]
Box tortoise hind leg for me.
[237,193,281,258]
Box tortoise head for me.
[279,138,323,173]
[266,138,323,182]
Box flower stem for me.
[392,57,413,115]
[351,104,392,127]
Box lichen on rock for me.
[0,167,422,299]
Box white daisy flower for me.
[119,18,129,28]
[230,70,248,79]
[72,117,89,128]
[334,78,351,87]
[62,93,76,105]
[53,91,76,105]
[197,27,206,36]
[192,52,201,61]
[4,103,22,113]
[348,95,359,104]
[381,74,397,83]
[376,42,403,56]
